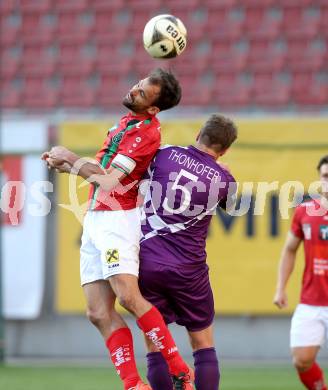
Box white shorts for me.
[80,209,141,285]
[290,304,328,348]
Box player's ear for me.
[147,106,160,116]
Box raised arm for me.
[42,146,127,192]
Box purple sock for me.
[146,352,173,390]
[193,348,220,390]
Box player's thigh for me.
[139,264,179,326]
[83,279,116,313]
[80,212,104,285]
[173,266,215,332]
[188,324,215,351]
[290,304,325,348]
[109,273,151,316]
[94,209,141,278]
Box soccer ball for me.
[143,14,187,59]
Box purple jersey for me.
[140,145,236,267]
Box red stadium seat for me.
[60,77,96,108]
[211,40,235,54]
[0,83,22,109]
[23,88,59,109]
[20,76,58,109]
[248,50,286,72]
[287,51,325,72]
[19,0,53,13]
[127,0,163,11]
[171,51,210,76]
[203,0,236,9]
[277,0,312,5]
[291,71,315,92]
[211,52,248,74]
[90,0,125,11]
[0,0,17,15]
[208,20,244,41]
[93,12,130,38]
[213,75,251,107]
[243,7,266,31]
[57,30,91,46]
[319,6,328,34]
[97,80,131,108]
[21,13,43,33]
[54,0,88,12]
[207,9,239,36]
[181,83,212,106]
[214,85,251,108]
[21,60,57,78]
[284,20,320,40]
[59,43,83,62]
[0,56,21,79]
[290,72,327,106]
[294,85,328,106]
[163,0,200,13]
[281,6,303,28]
[0,25,20,47]
[21,29,55,46]
[57,12,93,36]
[235,0,275,6]
[247,40,286,72]
[96,46,132,76]
[58,58,95,78]
[252,75,291,107]
[246,18,281,40]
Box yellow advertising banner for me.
[56,118,328,314]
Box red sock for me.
[137,306,189,376]
[298,362,327,390]
[106,327,141,390]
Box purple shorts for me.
[138,261,214,332]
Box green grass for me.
[0,364,306,390]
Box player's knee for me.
[116,292,136,312]
[86,307,108,327]
[293,354,314,372]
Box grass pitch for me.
[0,363,305,389]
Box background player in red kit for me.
[274,155,328,390]
[138,114,238,390]
[42,69,193,390]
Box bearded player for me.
[138,114,238,390]
[274,155,328,390]
[42,69,194,390]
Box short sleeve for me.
[219,171,237,212]
[116,121,160,164]
[291,206,304,239]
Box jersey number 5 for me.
[163,169,198,214]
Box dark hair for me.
[317,155,328,171]
[148,68,181,111]
[199,114,238,153]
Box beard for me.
[122,93,139,112]
[122,97,134,110]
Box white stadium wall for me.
[1,119,49,319]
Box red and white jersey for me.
[88,112,161,211]
[291,199,328,306]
